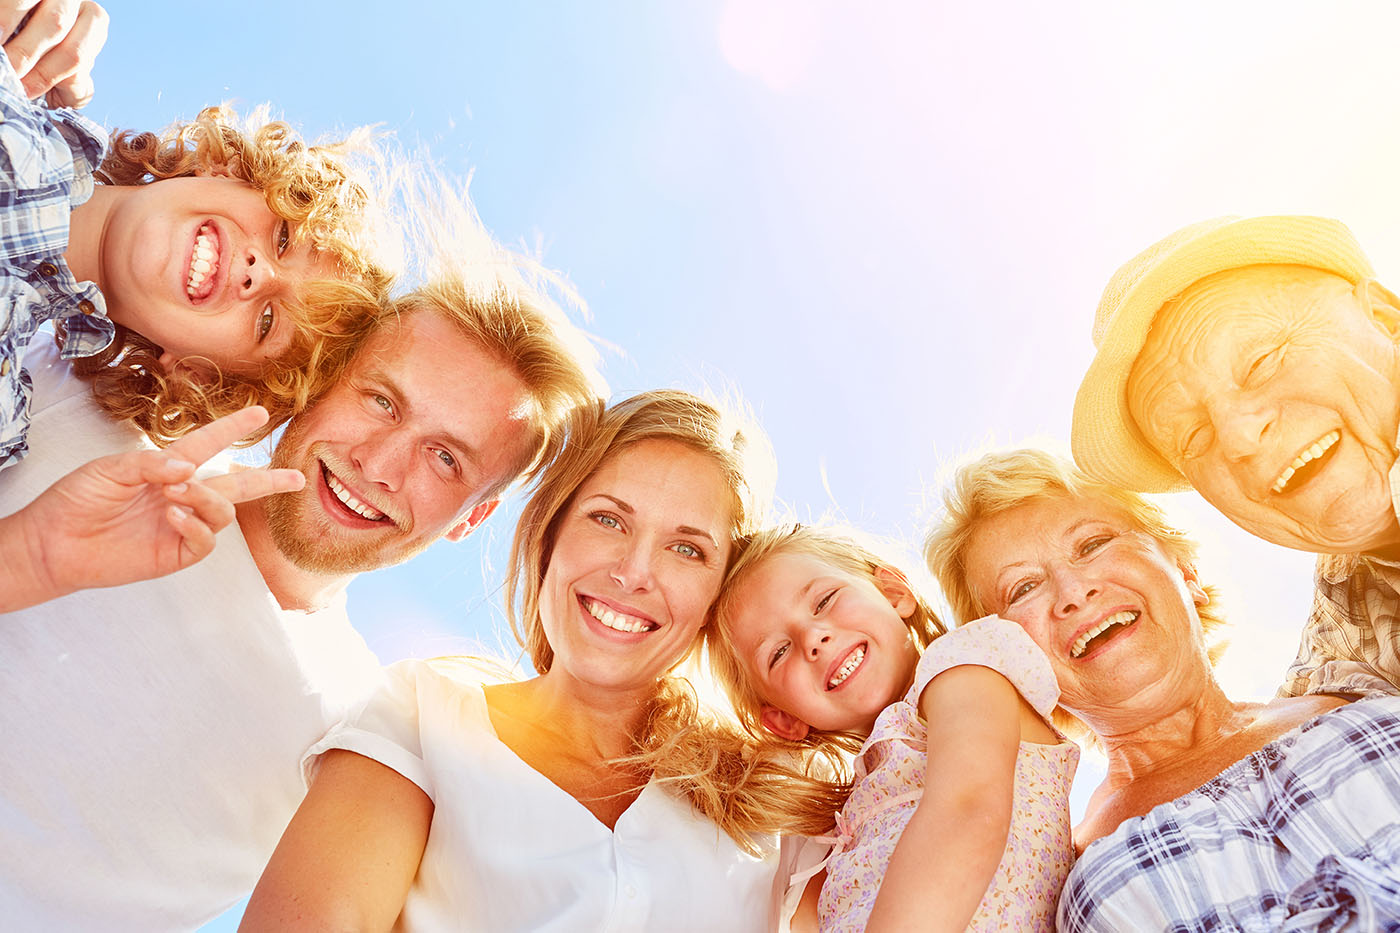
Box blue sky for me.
[86,2,1400,928]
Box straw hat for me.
[1071,215,1375,492]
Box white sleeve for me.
[302,658,438,799]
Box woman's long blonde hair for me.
[506,389,817,853]
[697,524,947,838]
[65,105,394,445]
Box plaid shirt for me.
[1058,697,1400,932]
[1279,451,1400,698]
[0,49,111,473]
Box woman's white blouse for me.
[305,659,782,932]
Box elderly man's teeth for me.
[324,470,385,520]
[828,645,865,689]
[185,227,218,296]
[1271,430,1340,493]
[1071,610,1139,658]
[586,598,653,634]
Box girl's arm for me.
[239,749,434,932]
[864,664,1023,933]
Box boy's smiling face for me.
[1127,265,1400,554]
[85,174,346,373]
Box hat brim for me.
[1072,215,1375,493]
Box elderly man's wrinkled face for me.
[1127,265,1400,554]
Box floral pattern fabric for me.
[817,616,1079,932]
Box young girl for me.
[708,525,1079,932]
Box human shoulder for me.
[913,616,1059,718]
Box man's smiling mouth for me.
[1271,430,1340,494]
[321,463,387,521]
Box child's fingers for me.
[164,505,216,567]
[163,480,236,535]
[202,467,305,505]
[165,406,271,468]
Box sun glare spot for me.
[717,0,822,92]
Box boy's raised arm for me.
[0,406,304,612]
[0,0,108,107]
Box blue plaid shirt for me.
[0,48,111,473]
[1059,697,1400,932]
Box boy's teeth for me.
[1071,610,1138,658]
[324,469,385,521]
[185,226,219,297]
[585,598,653,634]
[828,645,865,689]
[1271,430,1340,493]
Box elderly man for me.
[1073,215,1400,699]
[0,278,601,930]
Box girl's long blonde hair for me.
[700,524,947,838]
[66,105,394,445]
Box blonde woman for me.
[244,390,790,931]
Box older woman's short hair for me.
[924,447,1227,644]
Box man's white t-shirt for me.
[0,340,383,931]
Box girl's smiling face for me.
[83,174,348,373]
[725,550,919,740]
[538,439,736,697]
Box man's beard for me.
[263,425,431,575]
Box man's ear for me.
[445,498,500,543]
[760,705,810,742]
[1358,279,1400,340]
[873,565,918,620]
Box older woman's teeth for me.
[586,598,654,633]
[324,469,385,521]
[1071,610,1138,658]
[185,224,218,296]
[1271,430,1340,494]
[828,645,865,689]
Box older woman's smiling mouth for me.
[1071,610,1139,659]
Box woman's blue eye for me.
[435,449,456,469]
[372,394,392,412]
[593,513,621,529]
[673,542,702,560]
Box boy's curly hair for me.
[63,105,395,446]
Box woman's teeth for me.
[828,644,865,689]
[324,468,385,521]
[1071,610,1138,658]
[585,598,654,634]
[186,225,218,297]
[1271,430,1340,494]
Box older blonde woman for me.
[925,448,1400,931]
[242,390,788,932]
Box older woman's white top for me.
[305,659,782,932]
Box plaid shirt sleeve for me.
[0,47,110,472]
[1278,554,1400,699]
[1059,697,1400,931]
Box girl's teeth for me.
[186,228,218,296]
[828,645,865,689]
